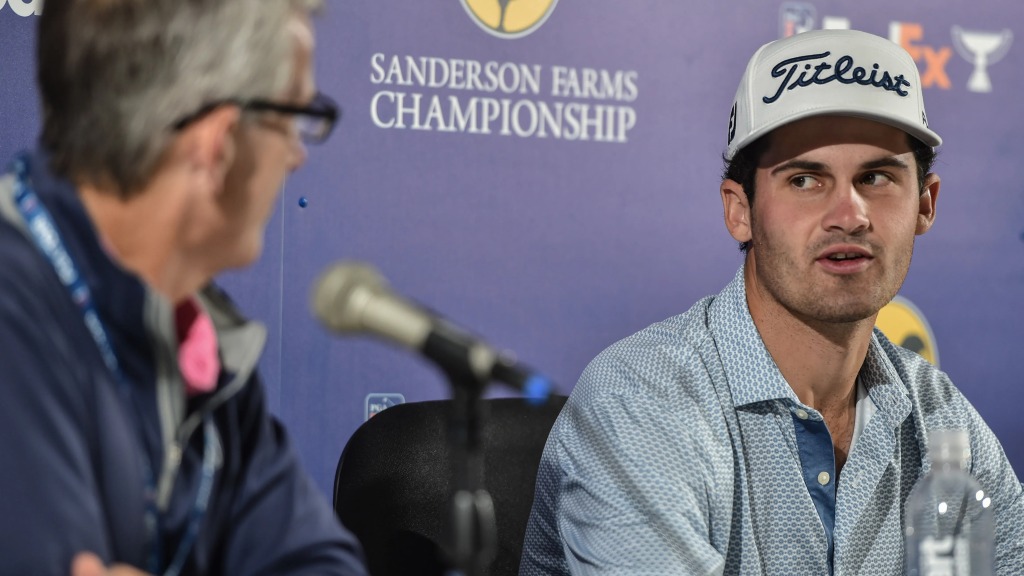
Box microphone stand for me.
[443,366,497,576]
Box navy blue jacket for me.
[0,151,367,575]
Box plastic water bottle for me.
[904,429,994,576]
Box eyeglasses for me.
[172,91,340,144]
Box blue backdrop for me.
[1,0,1022,501]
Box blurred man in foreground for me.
[0,0,366,573]
[520,29,1024,575]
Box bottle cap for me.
[928,429,970,465]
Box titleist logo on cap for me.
[762,51,912,104]
[724,30,942,159]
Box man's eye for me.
[791,175,820,190]
[862,172,893,186]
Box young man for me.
[519,29,1024,575]
[0,0,366,574]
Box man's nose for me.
[822,183,870,235]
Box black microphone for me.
[311,261,553,404]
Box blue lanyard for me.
[10,154,216,576]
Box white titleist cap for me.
[725,29,942,159]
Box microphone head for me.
[311,261,388,333]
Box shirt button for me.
[795,409,809,420]
[818,471,831,485]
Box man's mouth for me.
[826,252,866,261]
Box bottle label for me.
[919,536,970,576]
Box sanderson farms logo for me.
[369,54,638,142]
[460,0,559,39]
[368,2,637,142]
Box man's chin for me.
[806,299,885,325]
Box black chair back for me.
[334,396,567,576]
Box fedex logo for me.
[0,0,42,17]
[889,22,952,90]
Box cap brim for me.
[728,105,942,160]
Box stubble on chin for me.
[751,233,911,326]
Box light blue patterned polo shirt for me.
[520,265,1023,575]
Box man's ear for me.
[182,106,240,195]
[916,173,940,235]
[721,178,752,244]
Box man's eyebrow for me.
[769,160,827,177]
[860,156,911,172]
[768,156,911,177]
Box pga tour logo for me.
[364,393,405,420]
[1,0,41,16]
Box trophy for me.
[952,26,1013,93]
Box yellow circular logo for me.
[460,0,559,39]
[875,295,940,366]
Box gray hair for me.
[38,0,323,197]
